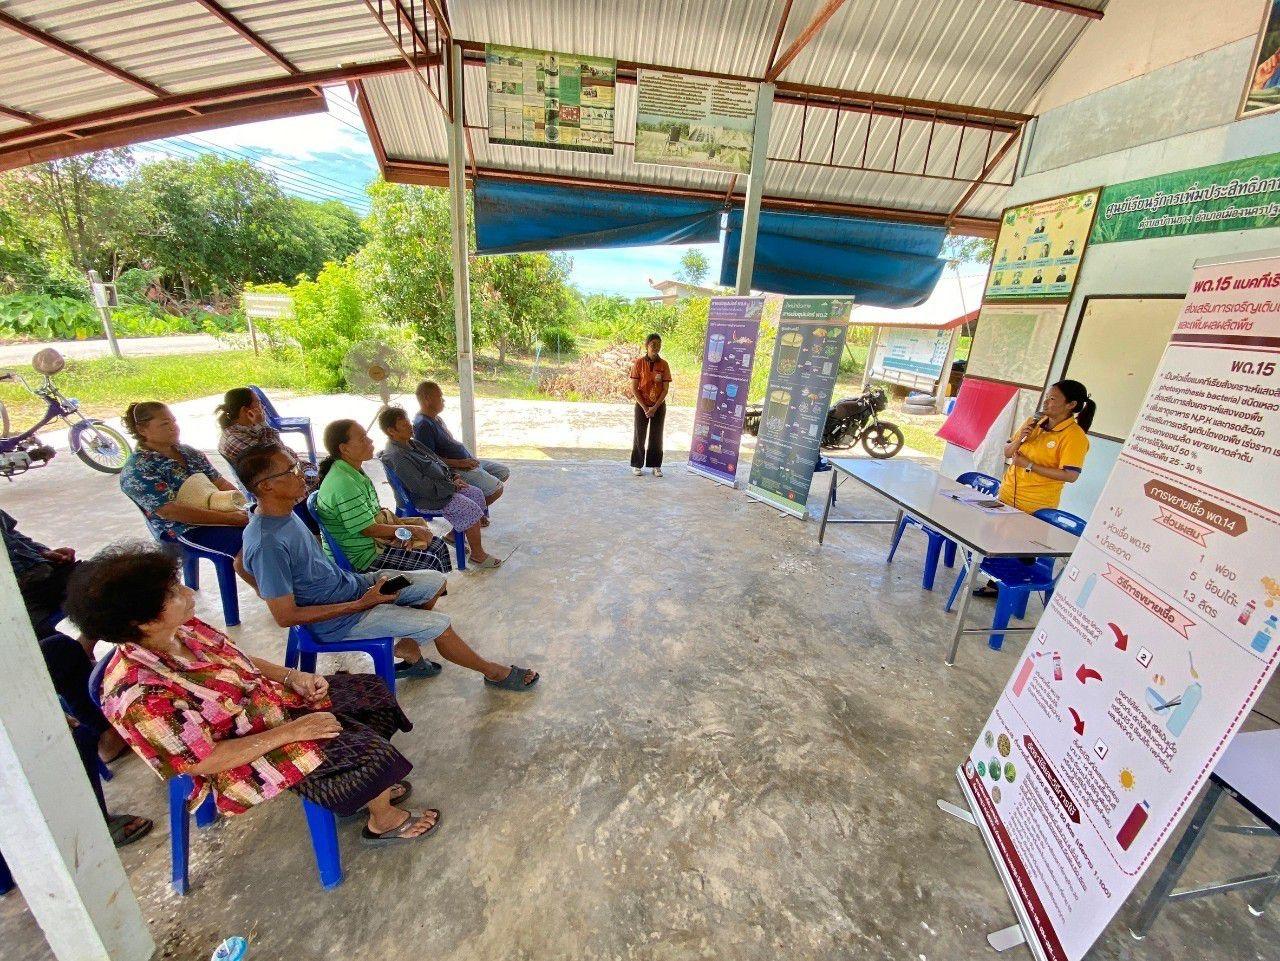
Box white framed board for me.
[965,302,1067,390]
[1062,295,1184,442]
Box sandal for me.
[484,665,539,691]
[108,814,154,848]
[972,582,1000,599]
[341,780,412,821]
[471,555,502,571]
[395,658,443,679]
[361,808,441,846]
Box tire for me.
[862,422,904,459]
[0,401,10,438]
[74,422,132,473]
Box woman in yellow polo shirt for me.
[974,379,1095,598]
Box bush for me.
[0,294,99,340]
[539,325,576,353]
[539,344,632,401]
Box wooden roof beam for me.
[189,0,300,74]
[0,9,168,96]
[765,0,850,82]
[1013,0,1103,19]
[0,102,45,124]
[764,0,795,76]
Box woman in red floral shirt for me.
[66,543,440,845]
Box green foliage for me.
[676,248,711,285]
[265,260,385,391]
[942,234,994,265]
[0,294,99,340]
[539,325,576,353]
[113,267,165,305]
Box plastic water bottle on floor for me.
[211,937,248,961]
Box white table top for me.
[1213,729,1280,830]
[827,457,1082,559]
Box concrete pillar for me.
[934,327,961,411]
[735,84,775,296]
[447,40,477,453]
[861,325,880,391]
[0,553,153,961]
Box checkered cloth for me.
[370,535,452,573]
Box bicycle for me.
[0,348,132,478]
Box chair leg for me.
[922,534,943,591]
[369,644,398,693]
[301,800,343,890]
[284,629,300,670]
[990,589,1019,651]
[169,777,192,895]
[298,649,318,675]
[212,557,240,627]
[97,758,113,782]
[181,551,200,591]
[302,429,317,466]
[886,517,909,563]
[943,540,957,568]
[453,530,467,572]
[0,852,13,896]
[195,793,218,829]
[1014,591,1030,620]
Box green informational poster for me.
[746,298,852,519]
[1091,153,1280,244]
[485,45,616,154]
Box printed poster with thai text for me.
[986,189,1100,302]
[960,251,1280,961]
[688,297,762,486]
[485,45,615,154]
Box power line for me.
[179,135,373,202]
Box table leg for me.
[1247,854,1280,917]
[818,469,838,545]
[893,508,903,543]
[945,553,983,667]
[1129,780,1225,939]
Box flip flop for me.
[340,780,413,821]
[972,583,1000,599]
[484,665,539,691]
[471,555,502,571]
[396,658,443,679]
[108,814,153,848]
[361,808,441,846]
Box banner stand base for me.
[744,486,810,520]
[686,463,739,489]
[987,925,1027,952]
[936,799,976,826]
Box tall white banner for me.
[960,250,1280,961]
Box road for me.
[0,334,228,367]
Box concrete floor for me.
[1,448,1277,961]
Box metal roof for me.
[1,0,1110,229]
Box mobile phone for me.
[381,575,412,594]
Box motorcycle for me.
[744,386,905,459]
[0,348,133,478]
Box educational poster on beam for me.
[746,298,852,518]
[687,297,763,487]
[485,45,616,154]
[957,250,1280,961]
[634,69,757,172]
[986,189,1100,302]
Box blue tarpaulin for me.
[474,178,723,255]
[719,209,947,307]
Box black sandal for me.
[108,814,154,847]
[972,582,1000,599]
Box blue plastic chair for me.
[301,492,400,691]
[249,385,317,465]
[887,471,1000,590]
[944,507,1087,650]
[380,459,468,571]
[0,852,11,896]
[127,501,242,627]
[88,653,343,893]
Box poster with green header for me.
[746,298,852,519]
[485,45,616,154]
[1091,153,1280,244]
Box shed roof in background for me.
[851,270,986,329]
[0,0,1110,233]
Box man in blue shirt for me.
[235,446,538,690]
[412,381,509,509]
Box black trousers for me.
[631,403,666,469]
[41,632,107,734]
[18,560,77,636]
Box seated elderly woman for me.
[65,542,440,844]
[119,401,248,554]
[378,406,501,570]
[216,388,281,467]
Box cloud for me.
[567,243,723,297]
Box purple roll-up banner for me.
[687,296,764,487]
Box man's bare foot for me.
[99,728,128,764]
[366,806,438,837]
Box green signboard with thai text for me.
[1091,153,1280,245]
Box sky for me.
[136,86,720,299]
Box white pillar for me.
[447,40,477,453]
[861,324,881,391]
[934,326,961,411]
[735,83,775,296]
[0,554,153,961]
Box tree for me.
[295,199,365,263]
[0,207,49,294]
[676,248,710,286]
[942,234,994,266]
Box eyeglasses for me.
[258,461,304,485]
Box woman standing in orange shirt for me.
[629,333,673,477]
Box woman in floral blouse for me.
[68,542,439,844]
[119,401,247,554]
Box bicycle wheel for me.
[75,422,132,473]
[0,400,10,438]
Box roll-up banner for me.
[958,250,1280,961]
[746,297,852,518]
[687,297,763,487]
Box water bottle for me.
[1252,614,1278,654]
[211,937,248,961]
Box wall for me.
[946,0,1280,519]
